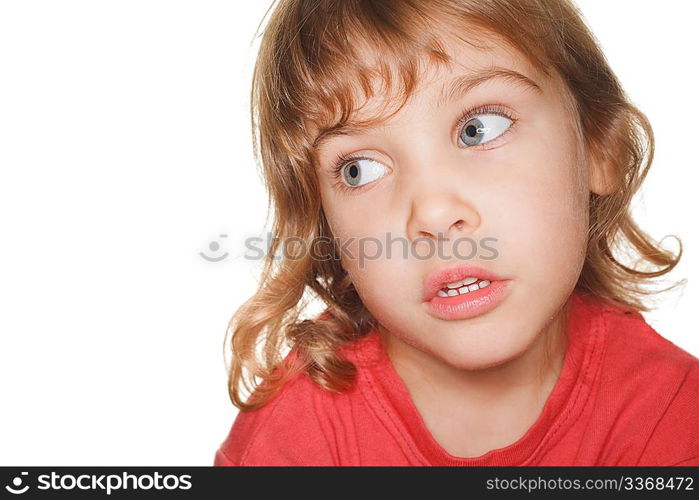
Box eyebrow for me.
[312,67,542,152]
[437,67,542,108]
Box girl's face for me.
[314,34,605,370]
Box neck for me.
[377,299,571,457]
[379,298,570,415]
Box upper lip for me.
[422,264,507,301]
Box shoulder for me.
[215,370,337,466]
[215,334,378,466]
[593,298,699,464]
[595,297,698,381]
[636,357,699,465]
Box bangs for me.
[261,0,554,156]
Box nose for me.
[406,191,481,242]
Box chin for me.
[431,332,534,371]
[437,351,518,372]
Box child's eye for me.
[331,155,389,192]
[456,104,517,149]
[458,114,513,147]
[329,104,517,193]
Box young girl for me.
[214,0,698,466]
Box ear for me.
[588,154,619,196]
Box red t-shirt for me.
[214,291,699,466]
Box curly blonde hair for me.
[224,0,684,411]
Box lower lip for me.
[424,280,511,320]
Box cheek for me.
[320,201,394,291]
[320,194,411,316]
[326,227,409,324]
[320,179,383,233]
[513,175,588,286]
[493,123,589,286]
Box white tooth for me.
[479,280,490,288]
[445,276,478,288]
[468,284,479,292]
[437,290,449,298]
[457,286,470,294]
[447,289,459,296]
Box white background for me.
[0,1,696,465]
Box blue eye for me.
[458,113,513,148]
[331,156,389,191]
[328,104,517,193]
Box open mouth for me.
[437,277,491,297]
[423,264,506,302]
[422,264,511,320]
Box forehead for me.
[310,31,551,155]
